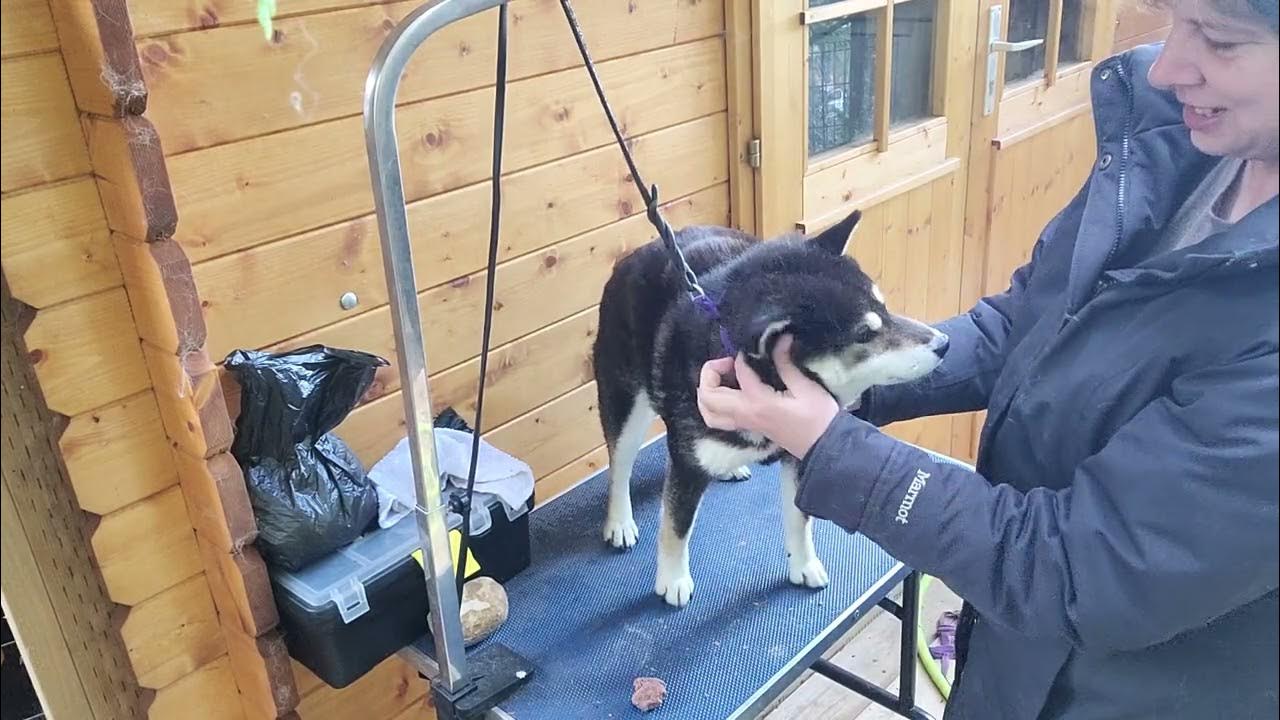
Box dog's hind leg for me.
[601,389,654,550]
[780,459,829,589]
[654,454,710,607]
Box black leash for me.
[454,0,508,599]
[454,0,739,598]
[556,0,736,357]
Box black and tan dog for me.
[591,210,949,607]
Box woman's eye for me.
[1204,35,1241,52]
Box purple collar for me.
[692,293,736,358]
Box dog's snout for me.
[928,332,950,359]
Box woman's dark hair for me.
[1229,0,1279,31]
[1144,0,1280,32]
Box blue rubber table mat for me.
[416,436,905,719]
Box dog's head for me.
[719,209,949,406]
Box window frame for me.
[802,0,947,168]
[795,0,958,232]
[1000,0,1086,90]
[994,1,1113,142]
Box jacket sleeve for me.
[857,181,1088,427]
[796,348,1280,652]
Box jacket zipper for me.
[1061,60,1133,331]
[1097,60,1134,286]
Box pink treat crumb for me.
[631,676,668,712]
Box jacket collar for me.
[1081,46,1278,294]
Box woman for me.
[696,0,1278,717]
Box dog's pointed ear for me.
[809,208,862,256]
[745,311,792,358]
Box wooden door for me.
[743,0,1153,462]
[749,0,984,460]
[956,0,1130,458]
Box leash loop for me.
[556,0,719,311]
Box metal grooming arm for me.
[363,1,531,717]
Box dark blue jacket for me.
[794,45,1278,719]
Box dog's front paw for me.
[655,573,695,607]
[788,557,830,589]
[603,516,640,549]
[731,465,752,481]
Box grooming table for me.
[403,435,936,719]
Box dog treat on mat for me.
[459,577,509,646]
[631,677,667,711]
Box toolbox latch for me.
[330,577,370,623]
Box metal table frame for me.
[364,2,941,716]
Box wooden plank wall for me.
[140,0,731,524]
[985,113,1097,304]
[153,0,733,508]
[1112,0,1170,53]
[12,0,734,717]
[2,0,302,717]
[842,170,970,459]
[960,111,1098,459]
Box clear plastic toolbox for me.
[269,490,532,688]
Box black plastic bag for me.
[434,406,474,433]
[224,345,389,571]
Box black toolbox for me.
[270,490,532,689]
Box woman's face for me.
[1148,0,1279,162]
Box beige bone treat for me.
[459,576,509,646]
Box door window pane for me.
[1004,0,1084,85]
[808,13,877,155]
[890,0,937,127]
[807,0,940,157]
[1060,1,1083,64]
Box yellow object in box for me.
[411,528,482,577]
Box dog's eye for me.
[853,311,883,343]
[853,324,878,344]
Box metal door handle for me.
[991,38,1045,52]
[983,5,1046,115]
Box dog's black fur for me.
[591,209,947,607]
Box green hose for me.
[915,574,953,701]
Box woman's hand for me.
[696,334,840,459]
